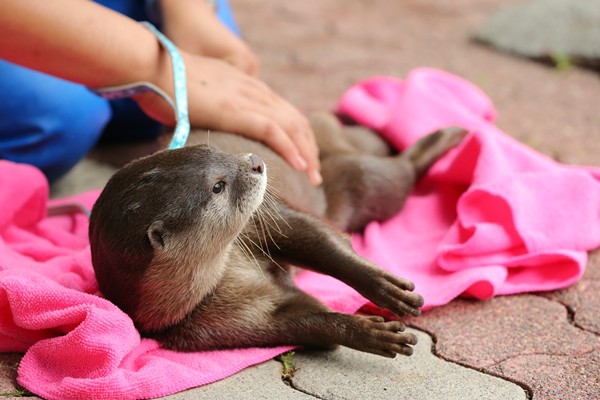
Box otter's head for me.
[89,145,267,330]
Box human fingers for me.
[223,49,260,77]
[181,56,320,183]
[193,64,320,183]
[217,111,310,173]
[226,80,321,184]
[249,107,321,186]
[281,112,321,186]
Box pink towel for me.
[1,67,599,399]
[334,67,600,307]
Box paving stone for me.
[0,353,20,396]
[290,328,527,400]
[24,2,600,400]
[160,360,312,400]
[583,249,600,280]
[0,353,38,399]
[487,350,600,400]
[541,249,600,334]
[49,158,117,199]
[407,295,600,368]
[475,0,600,69]
[542,279,600,336]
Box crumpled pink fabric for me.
[331,67,600,307]
[2,67,599,399]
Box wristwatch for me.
[90,22,190,150]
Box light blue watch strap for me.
[91,22,190,150]
[142,22,190,149]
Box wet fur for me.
[90,112,465,358]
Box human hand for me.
[159,0,259,76]
[134,51,322,186]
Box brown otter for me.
[89,112,465,358]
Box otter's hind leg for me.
[322,127,467,232]
[403,126,467,179]
[308,112,393,159]
[269,292,417,358]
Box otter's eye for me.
[212,181,226,194]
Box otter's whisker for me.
[256,211,274,259]
[239,232,287,273]
[261,191,290,233]
[268,202,291,232]
[257,207,284,250]
[251,215,265,254]
[235,236,267,281]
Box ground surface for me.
[2,0,599,399]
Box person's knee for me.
[36,92,112,182]
[0,66,112,182]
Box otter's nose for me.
[249,154,264,174]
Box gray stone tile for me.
[160,360,313,400]
[475,0,600,68]
[290,329,527,400]
[50,158,116,198]
[0,353,38,399]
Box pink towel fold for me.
[334,67,600,307]
[1,67,599,399]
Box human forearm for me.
[0,0,162,88]
[159,0,259,75]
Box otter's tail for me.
[403,126,468,179]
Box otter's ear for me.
[148,220,167,251]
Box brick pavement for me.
[2,0,599,398]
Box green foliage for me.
[278,351,297,382]
[0,362,18,372]
[0,389,28,397]
[551,52,573,71]
[0,360,33,397]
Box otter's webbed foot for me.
[351,316,417,357]
[354,270,424,317]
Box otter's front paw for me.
[353,316,417,358]
[359,271,424,317]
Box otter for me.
[89,112,465,358]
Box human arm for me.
[0,0,158,87]
[0,0,322,185]
[158,0,260,76]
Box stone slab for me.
[290,329,527,400]
[50,158,116,199]
[234,0,600,169]
[475,0,600,68]
[0,353,38,399]
[408,295,599,368]
[160,360,312,400]
[487,351,600,400]
[541,249,600,334]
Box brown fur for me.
[90,112,465,358]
